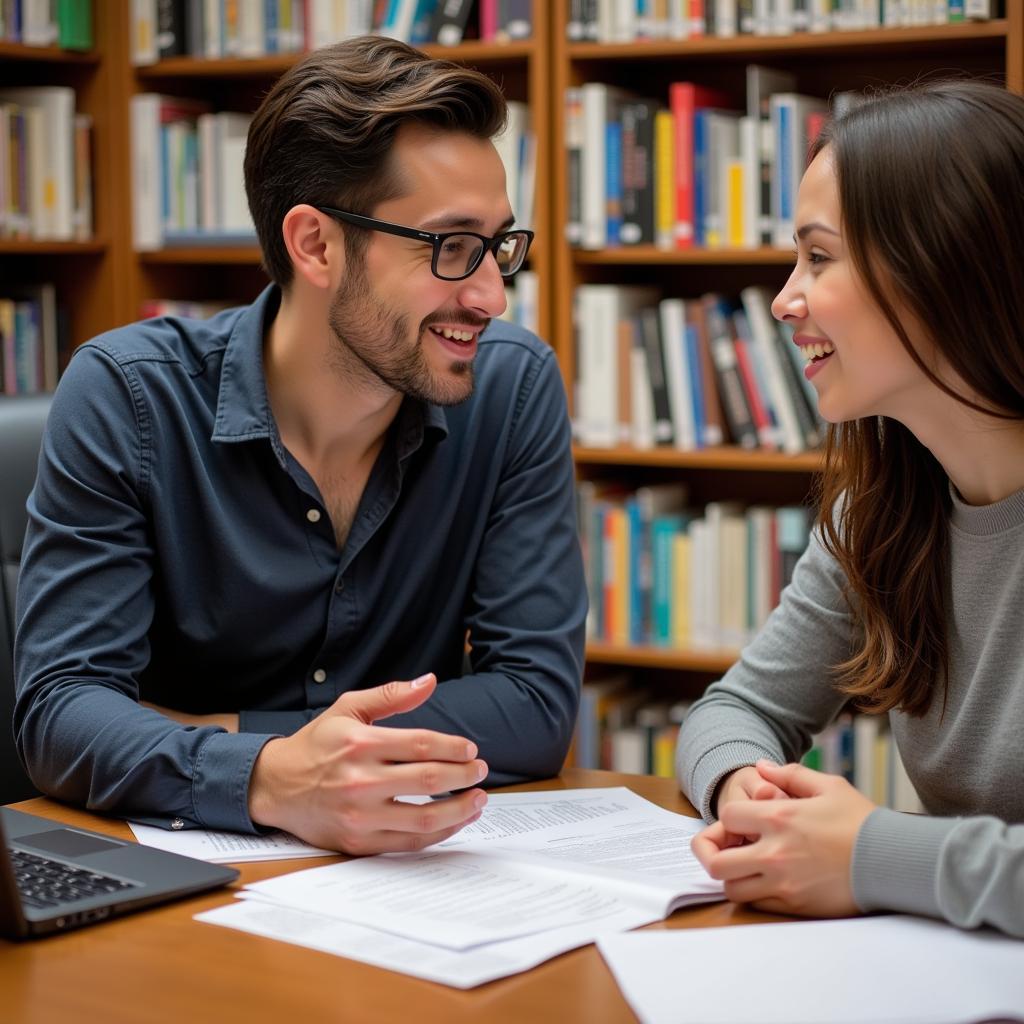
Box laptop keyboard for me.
[11,847,140,909]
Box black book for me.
[155,0,187,59]
[430,0,476,45]
[620,99,656,246]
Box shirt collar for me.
[211,283,450,449]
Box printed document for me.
[128,822,334,863]
[240,787,722,949]
[597,916,1024,1024]
[198,787,723,986]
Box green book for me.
[57,0,93,51]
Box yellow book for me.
[726,159,745,248]
[652,724,679,778]
[670,533,691,646]
[654,108,675,250]
[610,506,630,645]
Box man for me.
[14,38,586,855]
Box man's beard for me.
[326,260,481,407]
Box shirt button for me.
[170,818,184,830]
[306,508,321,523]
[312,669,327,683]
[335,580,345,594]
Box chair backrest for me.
[0,394,51,804]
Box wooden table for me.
[1,768,789,1024]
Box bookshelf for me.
[549,0,1024,699]
[113,0,552,342]
[0,11,128,368]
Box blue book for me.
[685,322,706,449]
[652,515,686,645]
[692,108,711,247]
[605,120,623,245]
[627,497,645,645]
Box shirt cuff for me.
[851,807,959,920]
[191,730,279,833]
[680,740,782,821]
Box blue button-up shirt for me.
[14,286,586,831]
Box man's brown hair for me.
[244,36,508,287]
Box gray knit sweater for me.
[677,485,1024,937]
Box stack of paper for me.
[195,787,724,988]
[597,917,1024,1024]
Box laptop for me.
[0,807,239,939]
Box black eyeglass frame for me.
[314,205,534,281]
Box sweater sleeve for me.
[853,808,1024,938]
[677,527,856,820]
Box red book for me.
[732,334,773,449]
[668,82,731,249]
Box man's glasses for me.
[315,206,534,282]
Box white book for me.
[131,94,163,250]
[704,110,740,249]
[718,511,748,648]
[580,83,626,250]
[688,517,713,648]
[746,505,776,631]
[630,344,655,450]
[739,115,759,248]
[575,285,659,447]
[132,0,158,65]
[714,0,739,34]
[494,101,529,229]
[853,714,882,800]
[658,298,697,452]
[740,285,804,453]
[215,112,254,233]
[0,86,75,240]
[203,0,223,57]
[771,93,827,249]
[308,0,340,47]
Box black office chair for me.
[1,394,51,804]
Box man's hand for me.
[692,760,875,918]
[247,673,488,855]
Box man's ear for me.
[281,204,343,291]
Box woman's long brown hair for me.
[811,80,1024,715]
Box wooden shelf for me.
[0,41,98,64]
[574,246,795,265]
[138,246,262,265]
[134,41,535,80]
[586,642,740,673]
[566,21,1009,61]
[0,239,106,255]
[574,445,823,472]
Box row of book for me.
[0,0,93,48]
[573,676,691,776]
[0,86,93,242]
[574,286,824,454]
[130,96,255,250]
[132,0,532,64]
[0,283,61,396]
[566,66,837,252]
[578,480,812,649]
[574,673,925,813]
[566,0,1000,40]
[129,93,535,251]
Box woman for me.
[679,79,1024,938]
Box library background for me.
[1,0,1019,813]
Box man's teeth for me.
[433,327,474,342]
[803,341,835,362]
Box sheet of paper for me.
[197,893,653,989]
[245,846,658,950]
[128,822,335,863]
[597,916,1024,1024]
[242,787,721,949]
[440,787,722,904]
